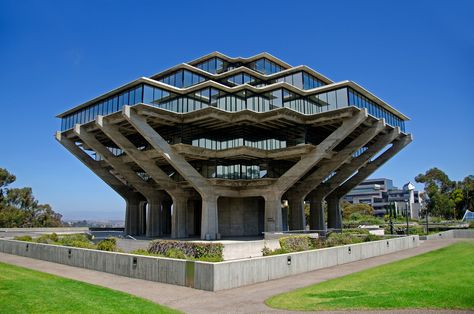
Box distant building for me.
[343,178,422,218]
[462,210,474,222]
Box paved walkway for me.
[0,239,472,314]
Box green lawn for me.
[266,242,474,311]
[0,262,181,314]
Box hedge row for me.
[147,240,223,262]
[262,232,382,256]
[13,233,118,252]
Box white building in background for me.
[343,178,423,219]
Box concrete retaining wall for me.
[420,229,474,240]
[0,235,420,291]
[0,239,186,286]
[210,235,419,291]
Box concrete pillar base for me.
[171,196,188,238]
[201,195,219,240]
[288,196,306,231]
[146,199,162,237]
[264,194,283,232]
[327,195,342,231]
[125,198,140,236]
[309,195,326,233]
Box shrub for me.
[325,233,363,247]
[57,234,95,249]
[49,232,59,242]
[164,248,187,259]
[343,203,374,218]
[35,234,57,244]
[363,234,382,242]
[469,221,474,229]
[148,240,224,262]
[262,247,290,256]
[279,235,313,252]
[343,228,370,235]
[261,246,272,256]
[130,249,161,257]
[13,235,32,242]
[97,238,117,251]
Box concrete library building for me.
[56,52,411,240]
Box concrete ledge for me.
[0,227,89,233]
[0,235,420,291]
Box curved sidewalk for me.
[0,239,471,314]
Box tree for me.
[0,168,62,227]
[341,201,374,219]
[416,168,473,219]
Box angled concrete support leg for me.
[201,195,219,240]
[263,193,283,232]
[288,196,306,231]
[309,193,326,232]
[171,195,188,238]
[327,195,342,231]
[147,198,162,237]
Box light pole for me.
[405,201,409,235]
[403,182,415,236]
[425,205,429,235]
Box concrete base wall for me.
[0,239,186,286]
[210,236,419,291]
[0,235,420,291]
[218,197,264,237]
[420,229,474,240]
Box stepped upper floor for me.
[57,52,409,132]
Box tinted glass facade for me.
[159,70,205,88]
[61,84,405,132]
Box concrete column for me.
[147,198,162,237]
[162,200,172,235]
[288,196,305,231]
[126,198,141,236]
[171,196,187,238]
[309,194,326,232]
[138,201,147,236]
[186,199,195,236]
[327,195,342,230]
[263,194,283,232]
[201,194,219,240]
[281,206,289,231]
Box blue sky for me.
[1,1,473,220]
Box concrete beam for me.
[273,109,368,193]
[56,132,146,236]
[96,116,180,192]
[291,119,386,198]
[332,134,413,198]
[315,127,402,199]
[73,124,165,237]
[123,106,213,197]
[55,132,139,200]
